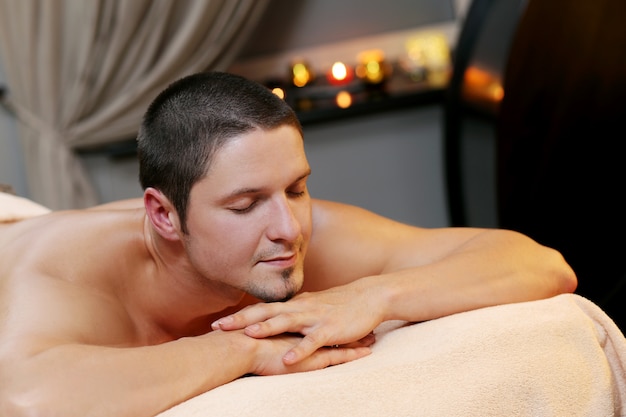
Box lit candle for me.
[335,91,352,108]
[271,87,285,99]
[326,61,354,85]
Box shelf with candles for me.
[259,32,454,124]
[264,57,449,125]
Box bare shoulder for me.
[304,199,424,290]
[0,270,135,359]
[309,198,435,247]
[87,197,144,210]
[305,199,488,291]
[0,208,145,360]
[0,207,145,276]
[311,199,416,233]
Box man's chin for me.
[249,270,303,302]
[257,281,301,302]
[268,289,298,303]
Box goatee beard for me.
[252,266,300,303]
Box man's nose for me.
[266,195,301,242]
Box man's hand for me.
[211,280,384,365]
[247,331,372,375]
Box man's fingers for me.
[211,303,278,331]
[243,312,309,338]
[287,345,372,368]
[339,332,376,348]
[282,332,328,364]
[327,346,372,366]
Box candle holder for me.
[355,49,391,85]
[289,60,315,87]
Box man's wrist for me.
[192,329,259,377]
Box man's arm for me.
[212,199,577,364]
[0,329,370,417]
[0,275,370,417]
[1,331,250,417]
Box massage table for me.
[158,293,625,417]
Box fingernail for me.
[245,323,261,337]
[211,316,233,330]
[283,351,296,363]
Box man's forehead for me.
[195,126,310,197]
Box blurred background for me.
[1,0,624,330]
[0,0,466,226]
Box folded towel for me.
[0,191,51,223]
[158,294,626,417]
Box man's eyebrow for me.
[296,168,312,183]
[221,168,312,201]
[222,187,262,201]
[292,168,313,188]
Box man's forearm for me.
[1,331,254,417]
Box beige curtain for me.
[0,0,268,209]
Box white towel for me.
[0,191,51,223]
[158,294,626,417]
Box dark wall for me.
[496,0,626,331]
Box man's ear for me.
[144,187,182,241]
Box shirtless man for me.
[0,71,577,417]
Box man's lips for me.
[258,253,297,267]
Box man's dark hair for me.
[137,71,302,234]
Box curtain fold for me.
[0,0,268,209]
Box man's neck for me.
[117,216,247,341]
